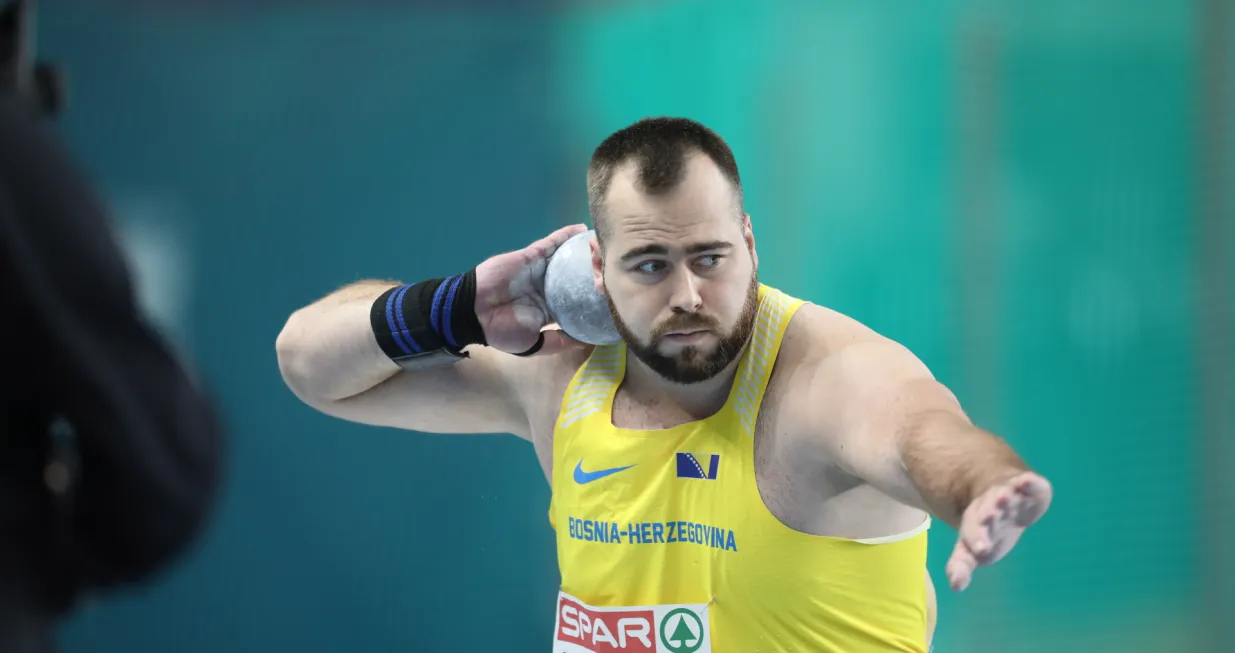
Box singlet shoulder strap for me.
[728,285,805,439]
[556,344,624,430]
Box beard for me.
[605,272,760,384]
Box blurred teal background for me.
[33,1,1233,652]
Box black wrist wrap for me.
[370,269,487,363]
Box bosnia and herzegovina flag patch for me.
[676,452,720,480]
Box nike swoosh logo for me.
[573,460,636,485]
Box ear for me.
[742,213,758,269]
[590,233,605,293]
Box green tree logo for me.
[659,608,704,653]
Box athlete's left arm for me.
[812,340,1053,592]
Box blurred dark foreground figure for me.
[0,2,225,651]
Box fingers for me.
[1010,473,1053,526]
[987,473,1050,530]
[964,487,1024,559]
[946,472,1052,592]
[949,511,1021,592]
[525,223,590,261]
[946,538,978,592]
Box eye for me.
[635,260,666,274]
[697,254,724,268]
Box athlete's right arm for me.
[275,280,532,437]
[275,223,589,439]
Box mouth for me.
[661,329,710,343]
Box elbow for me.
[275,312,325,404]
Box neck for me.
[622,353,741,419]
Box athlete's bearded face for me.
[591,153,760,384]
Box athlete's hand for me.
[946,471,1052,592]
[473,223,590,356]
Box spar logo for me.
[554,592,711,653]
[658,609,705,653]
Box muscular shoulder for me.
[774,302,889,385]
[772,303,942,441]
[784,302,880,354]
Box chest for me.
[540,390,894,556]
[548,405,775,609]
[554,378,834,526]
[544,405,930,653]
[540,376,830,502]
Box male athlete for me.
[276,117,1052,652]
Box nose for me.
[667,269,703,313]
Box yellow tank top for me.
[548,284,931,653]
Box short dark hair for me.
[587,117,743,244]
